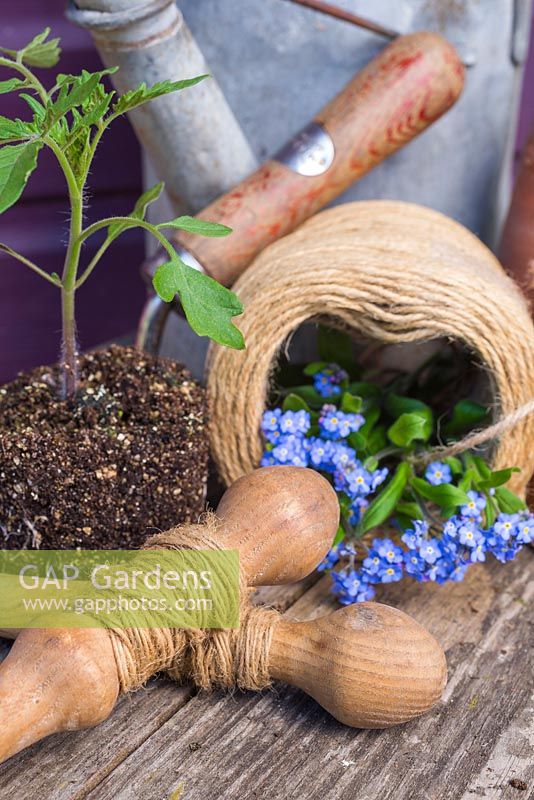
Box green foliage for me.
[411,477,470,509]
[112,77,208,116]
[477,467,520,490]
[157,216,232,237]
[387,410,433,447]
[360,462,410,534]
[108,183,165,239]
[0,141,42,213]
[0,116,35,142]
[0,28,244,398]
[282,393,311,413]
[494,487,526,514]
[384,393,433,419]
[340,391,362,414]
[269,332,528,544]
[444,399,488,437]
[303,361,329,376]
[0,79,25,95]
[152,259,244,349]
[0,28,61,68]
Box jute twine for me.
[107,515,278,694]
[207,201,534,496]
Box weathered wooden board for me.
[0,580,314,799]
[50,551,534,800]
[0,552,531,800]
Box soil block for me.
[0,345,208,549]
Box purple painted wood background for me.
[0,1,144,383]
[0,2,533,384]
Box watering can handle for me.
[171,31,464,286]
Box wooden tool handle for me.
[175,31,464,286]
[146,466,339,587]
[270,602,447,728]
[0,600,446,762]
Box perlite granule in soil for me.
[0,345,208,549]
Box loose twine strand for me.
[207,201,534,496]
[413,398,534,467]
[107,515,278,694]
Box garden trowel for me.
[137,30,465,353]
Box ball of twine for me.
[207,201,534,497]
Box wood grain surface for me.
[0,548,532,800]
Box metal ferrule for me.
[274,121,335,176]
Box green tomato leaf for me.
[478,467,521,491]
[19,94,46,123]
[282,393,310,413]
[157,215,232,237]
[18,28,61,68]
[444,399,489,437]
[360,462,410,534]
[494,487,527,514]
[112,76,208,116]
[0,79,25,95]
[411,477,471,509]
[132,182,164,220]
[340,391,362,414]
[387,410,432,447]
[0,141,42,213]
[47,69,118,126]
[0,116,35,142]
[153,258,244,349]
[108,183,164,238]
[318,325,353,370]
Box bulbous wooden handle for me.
[174,32,464,286]
[0,469,445,763]
[0,600,447,763]
[214,467,339,585]
[269,602,447,727]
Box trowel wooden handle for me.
[176,31,464,286]
[270,602,447,728]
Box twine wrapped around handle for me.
[207,201,534,496]
[108,516,279,693]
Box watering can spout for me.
[66,0,258,214]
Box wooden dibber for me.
[0,468,446,764]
